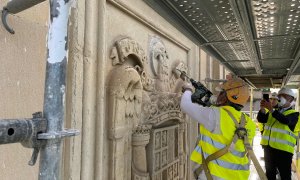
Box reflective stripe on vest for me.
[260,109,298,153]
[194,145,250,171]
[201,134,246,157]
[261,136,295,147]
[264,125,297,139]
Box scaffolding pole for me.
[250,87,253,119]
[38,0,74,179]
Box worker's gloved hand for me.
[182,82,194,92]
[209,94,218,105]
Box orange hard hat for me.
[220,78,250,105]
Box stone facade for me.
[0,0,228,179]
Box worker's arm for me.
[257,99,270,123]
[180,90,218,132]
[257,110,269,123]
[272,110,299,131]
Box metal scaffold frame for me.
[0,0,79,179]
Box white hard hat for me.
[278,88,296,99]
[270,92,278,100]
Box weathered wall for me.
[0,1,48,179]
[64,0,230,180]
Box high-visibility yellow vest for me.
[261,109,299,153]
[257,122,264,132]
[293,111,300,133]
[257,109,270,132]
[190,106,256,180]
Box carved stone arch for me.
[108,37,148,180]
[146,110,183,128]
[110,37,147,67]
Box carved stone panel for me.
[108,37,187,180]
[147,125,180,180]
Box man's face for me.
[270,98,278,107]
[216,90,227,106]
[278,94,294,107]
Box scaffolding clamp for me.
[0,112,46,165]
[38,129,80,140]
[0,111,79,166]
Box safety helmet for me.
[278,88,296,99]
[220,78,250,105]
[270,92,279,100]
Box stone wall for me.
[0,0,228,179]
[64,1,228,180]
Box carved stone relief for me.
[147,125,180,180]
[108,37,188,180]
[108,38,146,180]
[170,60,188,93]
[150,36,170,92]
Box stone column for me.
[132,125,152,180]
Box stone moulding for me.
[145,110,183,127]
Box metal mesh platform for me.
[145,0,300,88]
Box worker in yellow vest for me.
[258,88,299,180]
[181,78,256,180]
[257,92,279,134]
